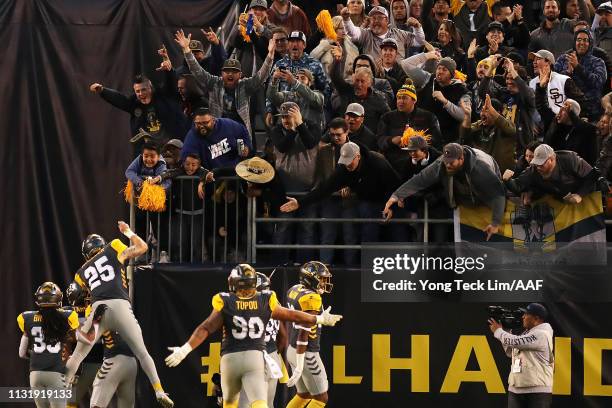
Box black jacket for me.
[383,62,409,95]
[506,151,598,200]
[349,125,378,152]
[377,108,443,169]
[100,88,189,150]
[544,111,599,166]
[416,77,468,146]
[298,144,401,206]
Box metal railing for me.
[128,180,612,266]
[249,194,453,263]
[128,175,251,264]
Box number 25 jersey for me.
[212,290,279,356]
[74,239,129,302]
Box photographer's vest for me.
[529,72,568,115]
[508,328,554,389]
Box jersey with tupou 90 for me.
[74,239,129,302]
[17,309,79,373]
[212,290,278,356]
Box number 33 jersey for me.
[74,239,129,302]
[212,290,279,356]
[17,309,79,372]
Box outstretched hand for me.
[382,197,398,221]
[280,197,299,213]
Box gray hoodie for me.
[391,146,506,225]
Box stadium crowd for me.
[89,0,612,264]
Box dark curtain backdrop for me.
[0,0,235,388]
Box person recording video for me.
[488,303,554,408]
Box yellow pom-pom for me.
[316,10,337,41]
[400,126,431,148]
[240,22,251,43]
[123,181,134,204]
[454,69,467,82]
[138,182,166,212]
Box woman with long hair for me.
[17,282,79,408]
[431,19,466,71]
[311,15,360,80]
[346,0,368,27]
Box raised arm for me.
[175,29,217,91]
[117,221,148,263]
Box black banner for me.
[134,264,612,408]
[1,0,234,391]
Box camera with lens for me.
[488,306,523,331]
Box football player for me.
[238,272,288,408]
[165,264,342,408]
[89,329,137,408]
[17,282,79,408]
[65,282,102,408]
[65,220,174,407]
[285,261,334,408]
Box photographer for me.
[488,303,554,408]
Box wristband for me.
[123,229,136,239]
[181,342,193,354]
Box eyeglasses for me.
[575,38,589,43]
[274,38,288,43]
[370,15,387,22]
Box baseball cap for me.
[404,136,428,151]
[441,143,464,164]
[164,139,184,150]
[519,303,548,320]
[288,31,307,43]
[368,6,389,18]
[276,101,299,116]
[249,0,268,9]
[338,142,360,166]
[597,3,612,14]
[222,59,242,72]
[486,21,504,33]
[529,49,555,65]
[506,51,525,66]
[189,40,204,52]
[345,103,365,117]
[530,144,555,166]
[381,38,398,50]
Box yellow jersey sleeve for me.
[17,314,25,333]
[74,274,86,289]
[298,293,322,312]
[111,239,128,262]
[268,291,279,312]
[85,305,92,318]
[67,311,80,330]
[212,294,224,312]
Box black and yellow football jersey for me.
[286,284,322,352]
[17,309,79,373]
[74,239,129,302]
[265,318,281,354]
[66,305,103,364]
[101,331,134,359]
[212,290,278,356]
